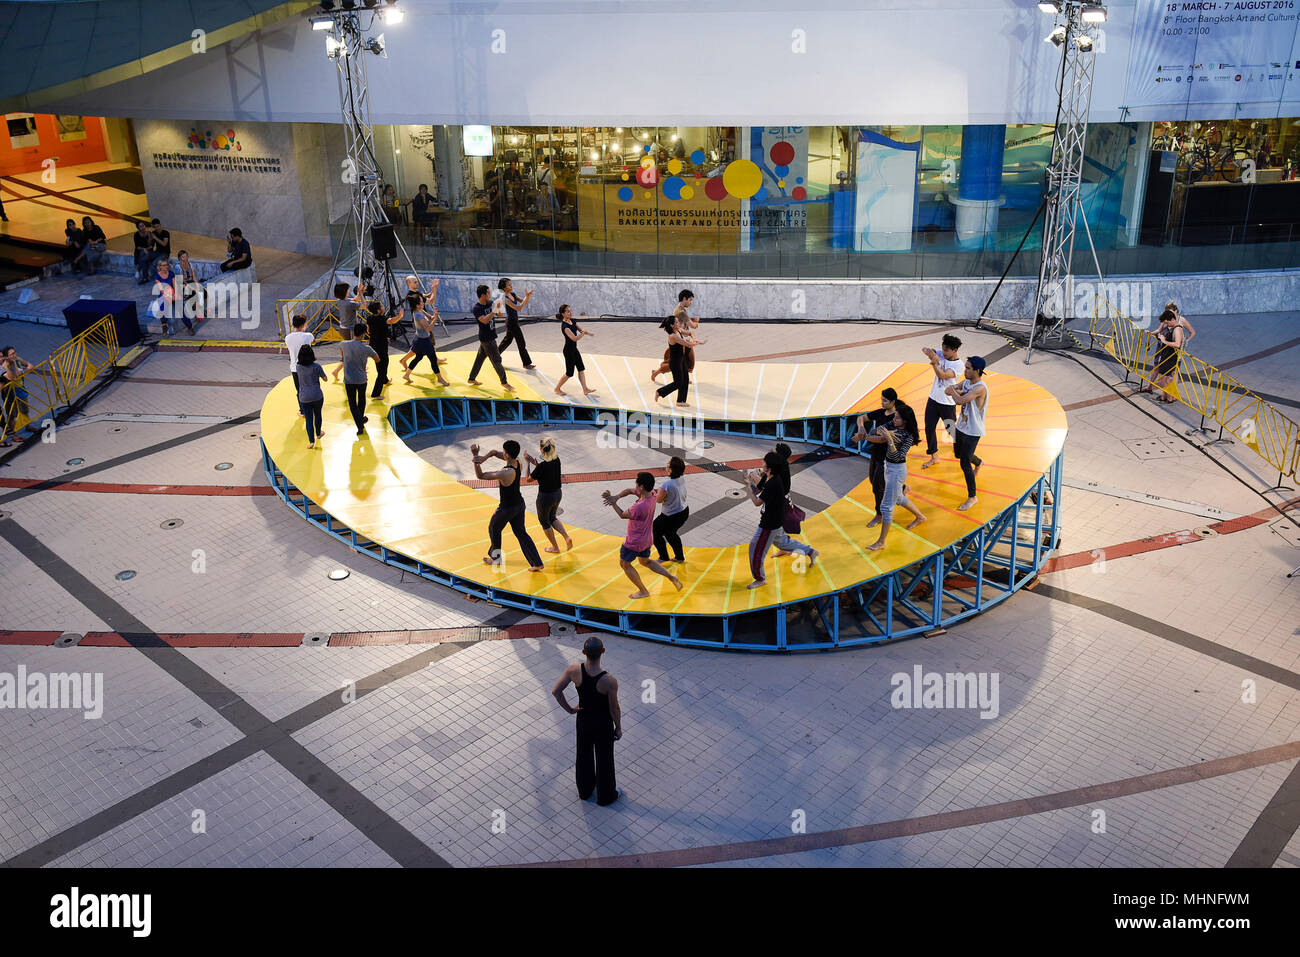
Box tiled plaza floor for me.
[0,306,1297,867]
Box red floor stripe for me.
[1042,496,1300,573]
[0,479,275,496]
[0,623,552,648]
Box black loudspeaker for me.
[370,223,397,261]
[62,298,142,349]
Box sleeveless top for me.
[531,458,562,493]
[576,662,610,730]
[561,317,580,349]
[498,459,524,507]
[956,379,989,437]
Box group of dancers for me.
[281,282,992,590]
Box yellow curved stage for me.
[260,351,1067,621]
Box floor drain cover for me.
[699,440,715,450]
[1194,527,1217,538]
[328,569,350,581]
[214,462,234,471]
[66,458,84,466]
[302,632,329,645]
[725,487,746,499]
[553,623,572,634]
[244,432,260,440]
[55,633,83,647]
[1123,437,1189,461]
[160,518,184,530]
[108,426,127,434]
[0,510,10,521]
[115,570,137,581]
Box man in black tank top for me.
[551,636,622,805]
[472,439,544,571]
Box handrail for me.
[1089,296,1299,480]
[2,314,120,445]
[276,299,346,343]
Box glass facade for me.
[343,120,1300,279]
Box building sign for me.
[1125,0,1300,107]
[150,151,283,174]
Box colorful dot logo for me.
[722,159,762,199]
[187,126,241,151]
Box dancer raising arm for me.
[524,437,574,553]
[745,451,817,589]
[651,289,700,384]
[853,388,899,529]
[472,440,544,572]
[653,314,705,408]
[944,355,990,511]
[864,401,926,550]
[603,475,683,600]
[553,305,597,397]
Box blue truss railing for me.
[261,395,1063,652]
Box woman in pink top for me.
[603,472,683,600]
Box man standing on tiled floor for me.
[552,637,622,806]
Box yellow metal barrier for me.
[277,299,345,343]
[2,314,120,444]
[1090,296,1299,481]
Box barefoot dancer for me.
[920,334,964,469]
[467,284,515,392]
[944,356,989,511]
[472,440,544,572]
[653,314,705,408]
[553,305,597,396]
[865,401,927,550]
[524,437,574,554]
[745,451,818,588]
[852,387,899,528]
[603,473,683,600]
[497,278,536,369]
[651,289,699,384]
[652,455,690,564]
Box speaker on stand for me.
[369,222,408,346]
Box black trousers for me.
[409,338,439,374]
[869,453,886,511]
[344,382,367,431]
[923,397,956,456]
[576,719,618,805]
[499,318,531,366]
[369,341,390,397]
[487,502,543,568]
[653,507,690,562]
[468,338,508,385]
[954,431,983,497]
[291,371,304,414]
[656,350,688,402]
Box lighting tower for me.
[1024,1,1107,362]
[312,1,432,325]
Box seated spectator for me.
[411,183,434,240]
[64,219,88,273]
[176,250,205,322]
[81,217,107,275]
[151,259,182,336]
[220,227,252,273]
[1,346,34,446]
[383,184,404,226]
[133,220,155,283]
[149,218,171,263]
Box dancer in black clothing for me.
[524,436,574,553]
[653,314,705,407]
[472,439,543,571]
[467,284,514,391]
[366,300,399,398]
[496,278,535,369]
[853,388,899,528]
[552,636,622,806]
[553,304,597,396]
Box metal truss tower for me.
[1024,1,1104,362]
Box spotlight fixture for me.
[1074,33,1094,51]
[1081,4,1107,22]
[310,15,334,30]
[325,34,346,57]
[366,34,386,56]
[382,4,404,23]
[1037,0,1061,11]
[340,0,357,10]
[1045,24,1066,46]
[319,0,336,10]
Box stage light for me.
[319,1,336,10]
[366,34,386,56]
[382,5,404,24]
[340,0,357,10]
[1045,25,1066,45]
[325,34,346,57]
[615,127,622,133]
[310,15,334,30]
[1037,1,1061,11]
[1081,4,1107,22]
[1074,33,1094,51]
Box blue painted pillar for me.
[953,125,1006,244]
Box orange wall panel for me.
[0,114,108,177]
